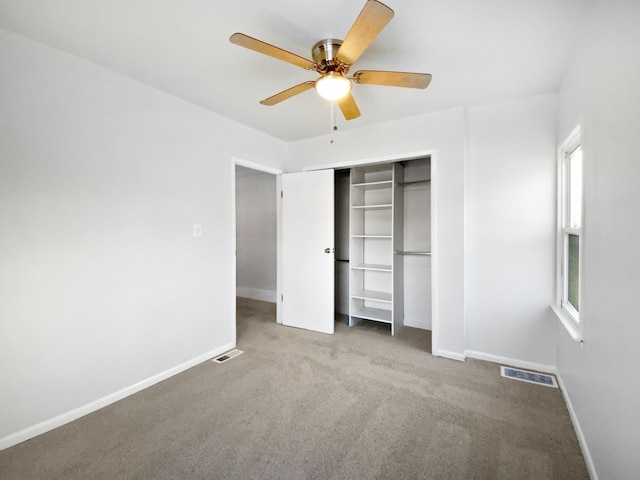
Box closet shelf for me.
[394,251,432,256]
[351,180,392,190]
[350,306,392,323]
[351,235,392,239]
[398,179,431,186]
[351,263,392,272]
[351,204,392,210]
[351,289,392,303]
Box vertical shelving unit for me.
[349,163,404,334]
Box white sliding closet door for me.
[281,170,335,334]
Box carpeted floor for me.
[0,298,588,479]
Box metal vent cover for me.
[501,366,558,388]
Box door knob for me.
[324,247,335,254]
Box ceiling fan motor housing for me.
[312,38,347,73]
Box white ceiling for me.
[0,0,595,142]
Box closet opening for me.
[333,157,432,349]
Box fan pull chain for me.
[330,102,337,143]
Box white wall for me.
[465,94,558,368]
[555,2,640,478]
[0,29,286,447]
[235,166,277,302]
[288,108,466,359]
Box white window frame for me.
[554,126,584,342]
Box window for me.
[556,127,583,334]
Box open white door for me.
[281,170,334,334]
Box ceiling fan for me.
[229,0,432,121]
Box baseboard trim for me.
[236,287,277,303]
[0,341,235,451]
[433,349,466,362]
[555,374,598,480]
[465,350,556,374]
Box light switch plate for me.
[193,224,203,237]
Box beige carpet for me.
[0,298,588,479]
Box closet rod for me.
[394,251,431,256]
[397,179,431,186]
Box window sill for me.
[551,305,583,343]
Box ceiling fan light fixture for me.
[315,73,352,100]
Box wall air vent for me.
[500,366,558,388]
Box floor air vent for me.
[501,366,558,388]
[212,349,244,364]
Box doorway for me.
[234,162,279,337]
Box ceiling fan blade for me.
[230,33,316,70]
[337,93,361,120]
[260,81,316,106]
[354,70,432,89]
[336,0,394,66]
